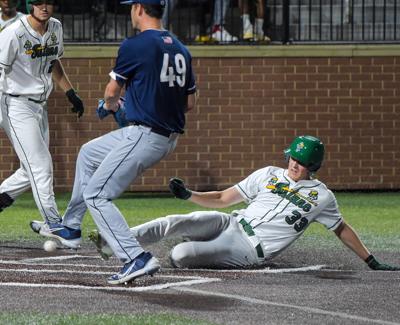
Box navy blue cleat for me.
[39,223,82,249]
[108,252,160,285]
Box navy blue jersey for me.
[110,30,196,134]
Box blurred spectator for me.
[239,0,270,42]
[162,0,175,29]
[0,0,24,32]
[92,0,107,41]
[164,0,237,43]
[210,0,237,42]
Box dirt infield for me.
[0,241,399,325]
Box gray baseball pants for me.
[130,211,263,268]
[62,124,178,263]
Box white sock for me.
[255,18,264,36]
[241,14,252,31]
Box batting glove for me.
[365,255,400,271]
[113,97,129,128]
[169,178,192,200]
[66,89,84,118]
[96,99,111,120]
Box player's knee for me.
[169,243,196,268]
[77,142,91,162]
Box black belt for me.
[8,94,45,104]
[130,121,173,138]
[239,218,264,259]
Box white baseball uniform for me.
[0,10,24,124]
[0,11,24,31]
[0,15,64,223]
[129,166,343,268]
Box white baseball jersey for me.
[0,15,64,102]
[0,11,24,32]
[234,166,343,259]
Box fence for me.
[26,0,400,44]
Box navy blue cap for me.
[120,0,166,6]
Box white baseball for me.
[43,240,57,252]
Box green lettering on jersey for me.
[268,181,315,212]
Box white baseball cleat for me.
[211,26,238,42]
[30,220,44,234]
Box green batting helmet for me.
[26,0,55,13]
[284,135,325,172]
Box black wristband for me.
[65,88,76,100]
[365,254,375,264]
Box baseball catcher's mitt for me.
[96,97,129,128]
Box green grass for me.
[0,191,399,251]
[0,313,216,325]
[0,192,245,242]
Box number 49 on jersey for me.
[160,53,186,87]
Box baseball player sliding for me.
[0,0,84,225]
[90,135,399,271]
[31,0,196,285]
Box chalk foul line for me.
[172,287,399,325]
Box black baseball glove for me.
[66,89,84,118]
[365,255,400,271]
[169,177,192,200]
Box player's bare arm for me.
[104,78,123,112]
[335,220,399,270]
[190,186,244,208]
[52,59,73,92]
[169,178,244,208]
[185,93,196,113]
[52,59,85,118]
[334,221,370,260]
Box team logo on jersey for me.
[269,182,317,212]
[24,42,58,59]
[296,142,305,152]
[50,32,58,45]
[266,177,279,189]
[24,40,33,51]
[308,190,319,201]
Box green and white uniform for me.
[0,11,24,31]
[0,16,64,223]
[234,166,343,259]
[131,166,343,268]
